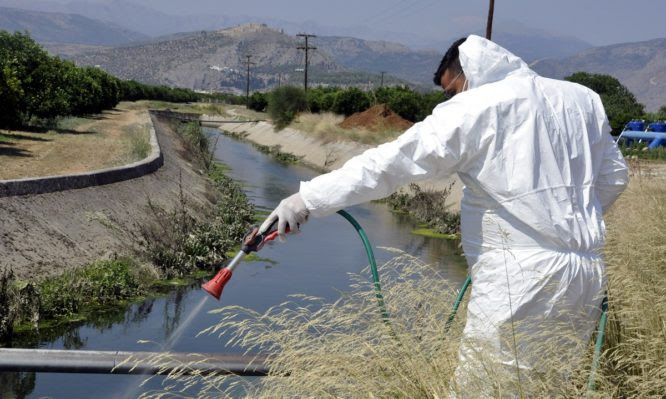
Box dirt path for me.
[0,106,150,180]
[0,115,215,279]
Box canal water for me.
[1,129,467,398]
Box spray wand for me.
[202,220,287,300]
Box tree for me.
[565,72,644,135]
[658,105,666,118]
[0,31,51,126]
[333,87,371,116]
[247,92,268,112]
[267,86,307,129]
[385,87,421,122]
[0,30,202,128]
[25,57,74,121]
[373,86,447,123]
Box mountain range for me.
[0,0,592,58]
[0,6,147,46]
[532,39,666,112]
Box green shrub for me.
[268,86,308,129]
[141,163,254,278]
[374,86,447,122]
[388,89,422,122]
[172,121,210,167]
[247,92,268,112]
[333,87,371,116]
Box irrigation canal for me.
[0,128,467,398]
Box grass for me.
[0,105,151,179]
[135,253,599,398]
[291,112,403,145]
[139,116,255,279]
[598,166,666,397]
[139,162,254,279]
[56,116,90,132]
[124,123,151,161]
[120,100,231,118]
[411,227,459,240]
[620,143,666,161]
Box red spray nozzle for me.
[201,221,291,300]
[202,268,232,300]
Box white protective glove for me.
[259,192,309,239]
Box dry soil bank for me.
[0,115,216,279]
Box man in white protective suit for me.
[260,35,628,396]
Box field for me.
[0,104,151,180]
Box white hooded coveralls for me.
[299,35,628,392]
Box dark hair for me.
[433,37,467,86]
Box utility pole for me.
[297,33,317,92]
[486,0,495,40]
[380,71,387,88]
[244,54,256,105]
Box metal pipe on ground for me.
[0,349,269,376]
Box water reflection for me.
[0,372,35,399]
[162,289,185,340]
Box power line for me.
[357,0,413,30]
[297,33,317,93]
[362,0,423,31]
[243,54,256,105]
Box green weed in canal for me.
[31,258,148,320]
[140,162,254,278]
[254,143,301,164]
[411,227,459,240]
[381,183,460,235]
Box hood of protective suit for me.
[458,34,536,89]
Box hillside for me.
[65,24,419,93]
[532,38,666,111]
[316,36,441,87]
[489,30,591,62]
[0,6,147,46]
[0,0,246,37]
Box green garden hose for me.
[336,209,391,322]
[336,209,607,395]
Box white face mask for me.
[443,71,468,96]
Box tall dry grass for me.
[139,254,606,398]
[291,112,403,145]
[600,162,666,397]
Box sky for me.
[48,0,666,46]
